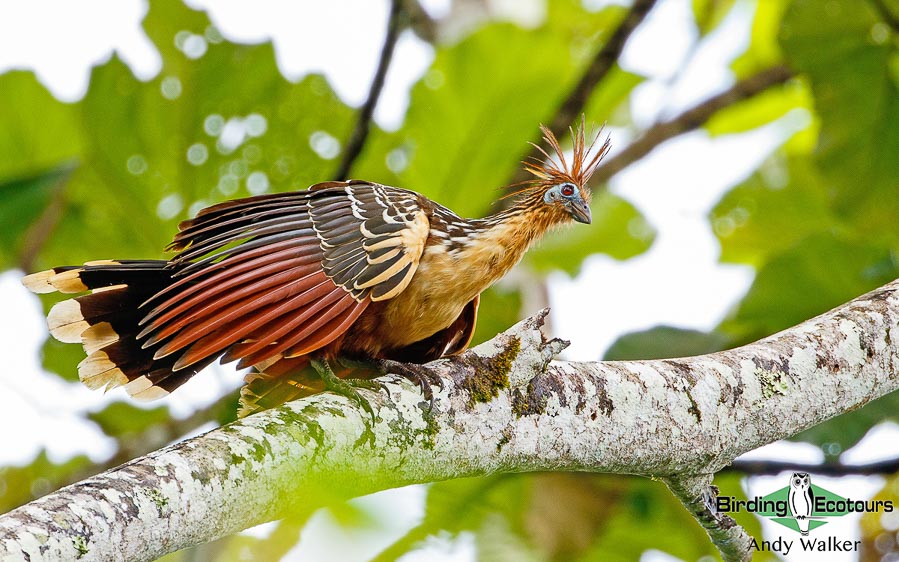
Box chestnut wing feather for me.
[137,181,430,372]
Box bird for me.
[23,122,610,416]
[788,472,814,536]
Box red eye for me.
[560,184,575,197]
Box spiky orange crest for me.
[519,119,611,196]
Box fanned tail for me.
[22,260,216,399]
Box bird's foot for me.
[311,357,380,428]
[336,356,443,411]
[376,359,443,411]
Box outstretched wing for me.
[137,180,431,373]
[311,181,429,301]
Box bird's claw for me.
[377,359,442,412]
[311,358,379,426]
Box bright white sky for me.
[0,1,894,560]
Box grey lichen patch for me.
[191,464,212,486]
[718,376,744,408]
[460,335,521,406]
[755,367,788,398]
[72,535,88,559]
[145,488,169,517]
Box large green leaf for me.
[471,285,524,347]
[780,0,899,247]
[604,326,731,361]
[581,65,645,127]
[710,155,836,267]
[705,78,812,137]
[0,165,72,269]
[723,233,898,341]
[581,478,716,561]
[88,402,172,438]
[0,0,356,273]
[354,2,640,219]
[731,0,790,77]
[0,451,92,513]
[372,475,515,560]
[793,392,899,456]
[0,72,82,179]
[0,0,357,382]
[692,0,738,36]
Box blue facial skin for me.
[544,182,592,224]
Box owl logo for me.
[789,472,815,535]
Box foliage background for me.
[0,0,897,559]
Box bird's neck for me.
[475,202,560,250]
[451,199,563,285]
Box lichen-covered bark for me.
[1,280,897,561]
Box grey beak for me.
[569,200,592,224]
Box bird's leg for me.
[339,357,442,410]
[310,357,380,424]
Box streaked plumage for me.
[23,123,610,415]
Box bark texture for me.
[1,279,898,561]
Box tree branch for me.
[334,0,404,180]
[1,279,898,561]
[589,64,795,184]
[664,475,752,562]
[508,0,659,187]
[728,456,899,476]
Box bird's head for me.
[515,120,610,225]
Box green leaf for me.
[518,474,628,560]
[692,0,737,35]
[710,155,836,267]
[603,326,731,361]
[780,0,899,247]
[40,335,87,383]
[705,78,811,136]
[372,475,513,560]
[354,3,640,220]
[0,451,92,513]
[0,0,356,273]
[471,285,523,347]
[3,0,357,386]
[582,66,646,126]
[792,393,899,456]
[0,164,72,269]
[376,22,585,217]
[88,402,172,438]
[723,233,899,341]
[159,517,308,562]
[0,72,82,179]
[731,0,789,77]
[582,478,717,561]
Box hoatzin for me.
[23,123,610,416]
